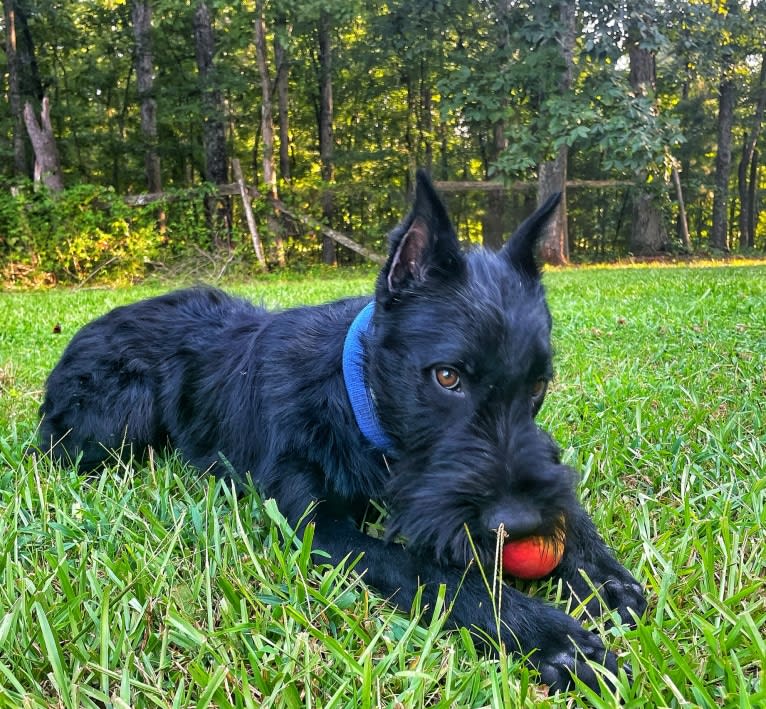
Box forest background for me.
[1,0,765,284]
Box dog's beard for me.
[383,430,576,570]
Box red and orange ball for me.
[501,523,565,580]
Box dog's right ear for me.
[381,170,463,296]
[502,192,561,278]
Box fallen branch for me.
[232,159,266,269]
[269,196,386,265]
[123,183,241,206]
[123,183,386,265]
[434,179,634,192]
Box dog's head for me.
[367,171,576,569]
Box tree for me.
[193,0,231,244]
[254,0,277,198]
[131,0,161,194]
[3,0,42,178]
[536,0,575,266]
[23,97,64,191]
[710,0,740,252]
[254,0,285,266]
[482,1,511,251]
[737,53,765,249]
[3,0,25,176]
[375,0,455,185]
[317,9,336,265]
[626,3,668,255]
[663,0,765,252]
[274,12,291,182]
[711,78,736,251]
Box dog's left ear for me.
[382,170,462,295]
[502,192,562,278]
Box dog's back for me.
[40,287,270,472]
[39,286,381,496]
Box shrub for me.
[0,183,163,284]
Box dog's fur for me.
[40,171,645,693]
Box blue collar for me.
[342,302,394,452]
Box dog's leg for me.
[316,514,621,692]
[274,479,622,694]
[39,359,162,472]
[555,504,646,626]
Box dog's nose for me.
[486,503,542,539]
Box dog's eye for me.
[531,378,547,401]
[434,366,461,391]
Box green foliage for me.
[1,266,765,706]
[1,0,764,263]
[0,184,163,284]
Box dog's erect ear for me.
[383,170,462,294]
[502,192,561,278]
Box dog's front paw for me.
[561,556,646,627]
[529,616,620,694]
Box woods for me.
[1,0,765,280]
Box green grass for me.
[1,264,764,708]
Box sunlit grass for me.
[1,263,764,707]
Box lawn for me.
[0,264,764,708]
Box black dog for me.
[40,171,645,693]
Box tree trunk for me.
[537,150,568,264]
[193,1,231,246]
[536,0,574,265]
[4,0,25,176]
[4,0,42,178]
[405,72,417,186]
[131,0,161,194]
[420,60,433,172]
[627,20,668,254]
[679,67,693,246]
[628,182,668,254]
[254,0,285,266]
[737,54,765,250]
[671,165,691,251]
[632,190,670,253]
[274,13,291,182]
[484,119,508,251]
[711,78,736,251]
[254,2,276,200]
[747,149,759,245]
[23,97,64,191]
[481,1,511,250]
[738,139,753,250]
[318,9,336,265]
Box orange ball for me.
[502,533,564,580]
